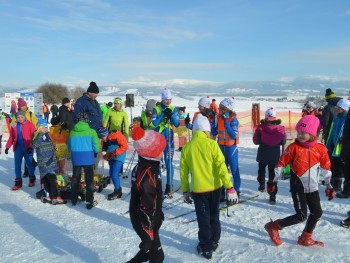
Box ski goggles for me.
[114,98,123,105]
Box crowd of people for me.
[2,85,350,262]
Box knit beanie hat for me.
[114,97,123,105]
[336,98,350,111]
[265,107,276,121]
[87,81,99,94]
[325,88,336,100]
[193,114,211,132]
[16,110,26,118]
[62,97,70,105]
[198,96,211,109]
[17,98,27,108]
[219,97,235,112]
[107,102,113,107]
[296,115,320,137]
[50,116,60,125]
[77,112,89,122]
[146,99,157,112]
[161,88,172,101]
[37,118,48,128]
[97,127,109,138]
[132,127,166,159]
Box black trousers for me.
[341,157,350,195]
[257,162,275,185]
[71,165,94,204]
[279,190,323,233]
[43,173,59,199]
[330,156,344,191]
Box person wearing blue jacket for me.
[151,88,180,197]
[68,112,100,209]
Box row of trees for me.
[35,82,85,104]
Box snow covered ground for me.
[0,95,349,263]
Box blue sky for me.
[1,0,350,88]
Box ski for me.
[219,194,259,211]
[162,196,183,210]
[183,218,197,224]
[166,209,196,220]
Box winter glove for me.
[103,151,115,161]
[226,187,238,205]
[164,107,172,119]
[185,113,191,125]
[221,112,230,119]
[183,192,193,204]
[325,185,334,201]
[267,181,278,195]
[5,148,9,155]
[27,147,33,154]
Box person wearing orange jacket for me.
[211,97,240,195]
[102,127,128,200]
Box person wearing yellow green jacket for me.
[104,97,129,141]
[180,114,238,259]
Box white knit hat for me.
[198,96,211,109]
[161,88,172,101]
[219,97,235,112]
[265,107,276,121]
[132,127,166,158]
[336,98,350,111]
[193,114,211,132]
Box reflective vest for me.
[217,117,239,146]
[141,111,154,130]
[155,105,175,133]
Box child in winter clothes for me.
[126,127,166,263]
[32,119,65,205]
[175,106,188,151]
[264,115,333,247]
[253,107,286,204]
[211,97,241,194]
[5,110,36,190]
[151,88,180,197]
[101,127,128,200]
[180,114,238,259]
[68,113,100,209]
[326,98,350,196]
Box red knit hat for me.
[17,98,27,108]
[296,115,320,137]
[132,127,166,158]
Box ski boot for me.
[340,216,350,228]
[269,194,276,205]
[12,178,23,191]
[297,231,324,247]
[197,244,212,259]
[41,195,51,204]
[258,184,265,192]
[108,188,122,200]
[86,200,98,210]
[264,219,283,246]
[163,184,173,199]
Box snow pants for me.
[71,165,94,204]
[14,144,35,179]
[257,163,275,185]
[109,159,123,191]
[192,188,221,253]
[219,144,240,192]
[43,173,59,199]
[161,129,174,186]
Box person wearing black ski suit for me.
[128,156,164,263]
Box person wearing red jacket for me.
[5,110,36,190]
[264,115,333,247]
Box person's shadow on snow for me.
[0,203,101,263]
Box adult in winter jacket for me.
[180,114,238,259]
[253,107,286,204]
[43,103,50,122]
[50,103,59,119]
[73,81,103,132]
[321,88,342,142]
[5,110,36,190]
[185,96,211,130]
[326,98,350,196]
[32,119,65,205]
[68,113,100,209]
[140,99,157,130]
[127,127,167,263]
[211,97,241,194]
[151,88,180,197]
[265,115,333,247]
[104,97,130,140]
[58,97,75,131]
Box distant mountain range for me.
[2,76,349,98]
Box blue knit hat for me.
[37,118,48,128]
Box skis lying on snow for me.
[162,196,184,210]
[218,194,259,211]
[167,194,260,220]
